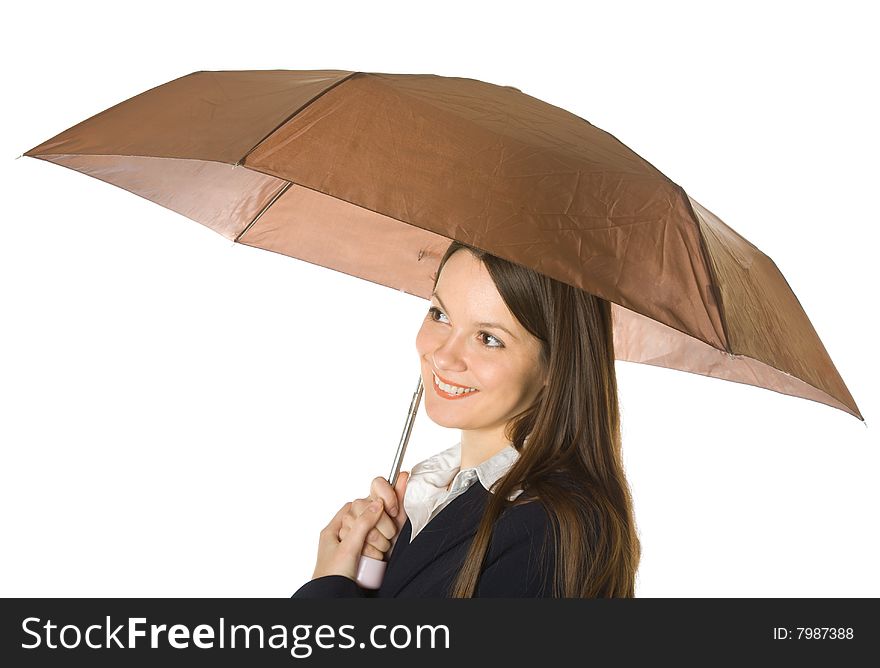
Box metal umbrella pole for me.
[356,374,424,588]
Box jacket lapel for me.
[380,483,488,597]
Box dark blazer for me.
[291,482,557,598]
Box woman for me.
[292,240,641,597]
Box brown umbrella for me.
[22,69,861,421]
[21,69,863,579]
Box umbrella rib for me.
[233,71,363,167]
[678,188,732,353]
[234,181,293,243]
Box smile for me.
[432,371,479,399]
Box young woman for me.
[292,240,641,597]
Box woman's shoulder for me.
[501,494,550,520]
[493,495,555,547]
[479,495,558,596]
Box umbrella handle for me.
[355,554,388,589]
[355,374,424,590]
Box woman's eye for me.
[426,307,504,349]
[479,333,504,349]
[427,306,448,323]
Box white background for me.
[1,0,876,597]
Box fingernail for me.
[369,501,381,512]
[389,506,398,517]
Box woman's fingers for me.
[340,499,399,542]
[339,511,396,543]
[337,498,385,560]
[365,527,392,553]
[337,502,395,557]
[369,476,401,518]
[311,499,386,581]
[320,502,352,540]
[311,477,411,582]
[361,543,385,560]
[317,502,353,558]
[368,472,411,533]
[369,472,409,518]
[341,511,396,542]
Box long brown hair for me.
[432,241,640,597]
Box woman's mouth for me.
[432,371,479,400]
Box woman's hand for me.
[311,471,410,581]
[311,498,386,581]
[338,472,410,559]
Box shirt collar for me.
[408,440,521,494]
[403,439,525,543]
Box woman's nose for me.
[430,335,467,371]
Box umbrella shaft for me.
[388,375,423,486]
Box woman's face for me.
[416,249,547,436]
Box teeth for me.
[433,372,477,395]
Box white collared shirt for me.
[403,440,524,542]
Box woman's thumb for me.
[394,470,410,499]
[393,471,410,527]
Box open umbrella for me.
[21,68,863,584]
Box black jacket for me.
[291,482,557,598]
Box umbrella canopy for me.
[22,69,862,422]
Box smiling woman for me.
[292,240,641,598]
[416,249,550,472]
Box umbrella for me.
[21,68,863,582]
